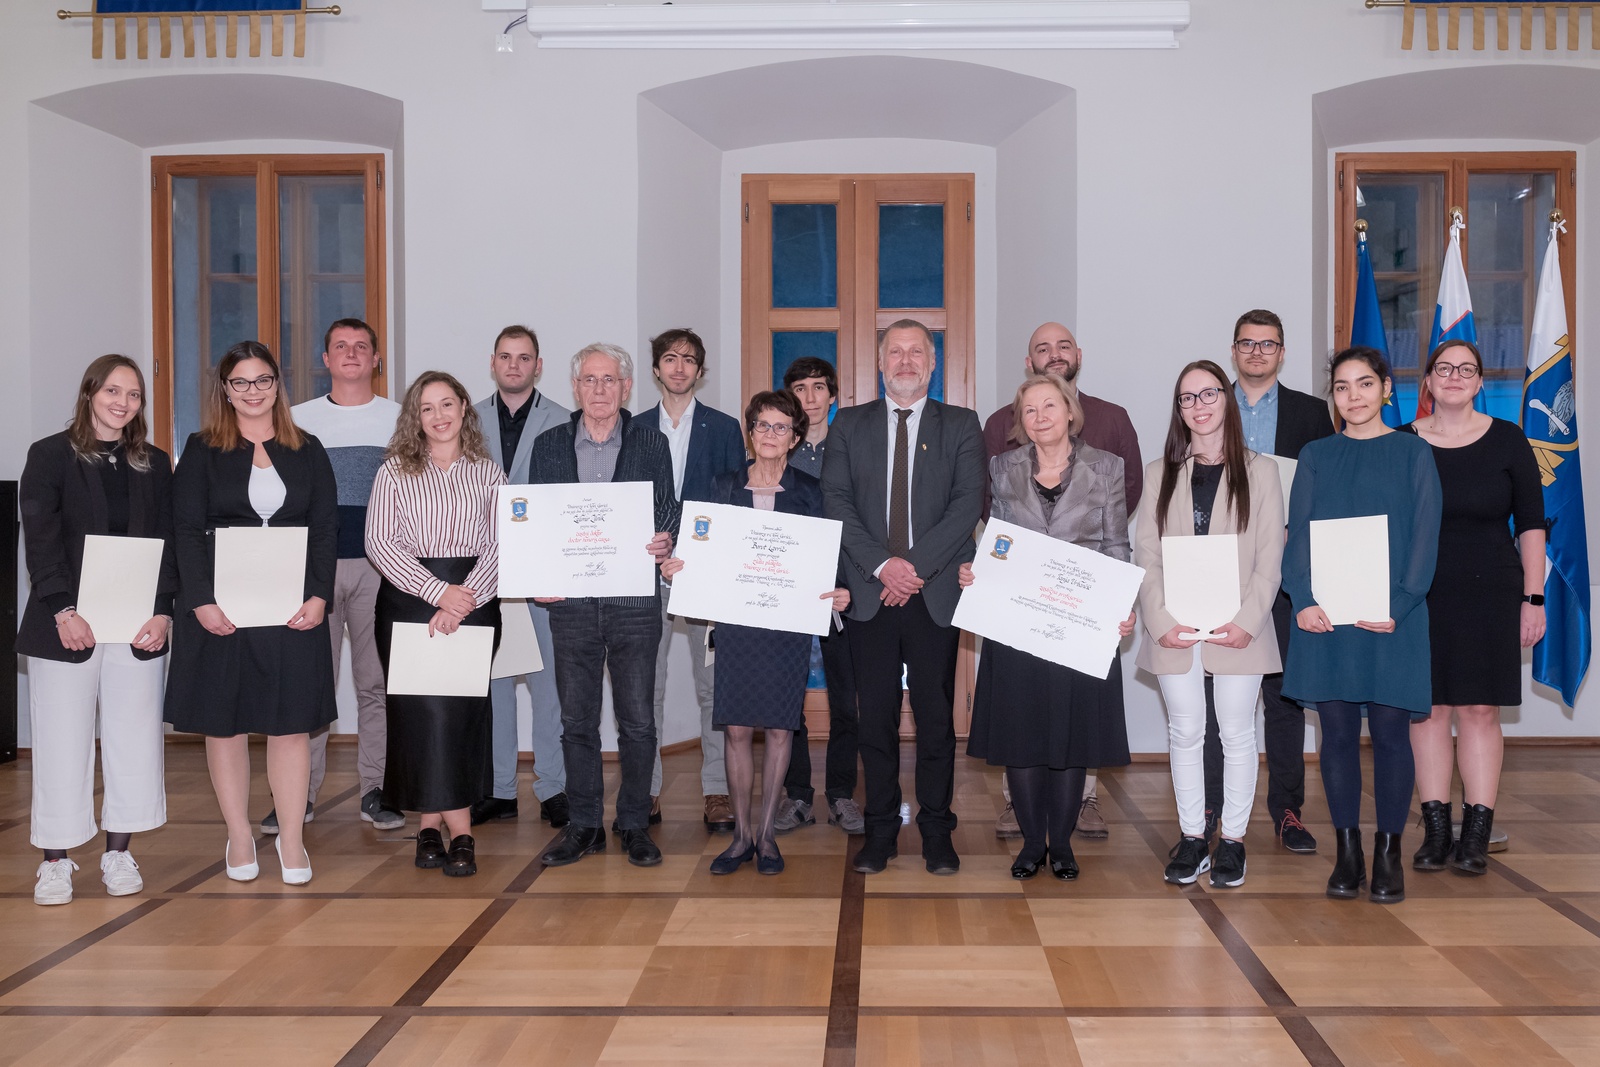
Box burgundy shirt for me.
[982,390,1143,519]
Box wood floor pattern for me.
[0,743,1597,1065]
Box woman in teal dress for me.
[1282,347,1441,905]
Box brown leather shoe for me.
[703,794,735,833]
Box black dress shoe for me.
[922,835,960,876]
[1050,848,1080,881]
[539,793,571,829]
[1011,849,1045,880]
[443,835,477,877]
[414,827,447,869]
[1412,800,1454,871]
[1450,804,1493,877]
[469,796,518,826]
[540,825,606,867]
[1326,827,1366,899]
[709,843,755,875]
[1370,831,1405,903]
[852,837,898,874]
[620,828,663,867]
[756,842,785,876]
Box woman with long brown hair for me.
[1135,360,1284,889]
[366,371,504,877]
[164,341,339,887]
[20,355,176,905]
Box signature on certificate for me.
[745,592,781,610]
[583,561,609,576]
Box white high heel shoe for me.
[225,840,259,882]
[275,836,313,886]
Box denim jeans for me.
[546,598,662,830]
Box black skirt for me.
[375,557,500,813]
[711,623,810,730]
[967,640,1131,771]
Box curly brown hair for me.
[386,371,490,476]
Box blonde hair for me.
[1008,373,1085,446]
[199,342,304,451]
[386,371,490,476]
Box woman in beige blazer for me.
[1135,360,1284,890]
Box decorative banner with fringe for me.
[1375,1,1600,51]
[60,1,341,60]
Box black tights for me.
[44,831,131,862]
[718,726,792,864]
[1006,766,1086,866]
[1316,701,1414,835]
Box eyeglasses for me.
[1431,361,1480,379]
[751,421,793,437]
[575,375,621,391]
[1233,339,1283,355]
[1177,387,1224,409]
[226,375,278,393]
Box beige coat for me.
[1134,453,1284,676]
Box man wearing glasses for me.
[530,343,679,869]
[1209,309,1334,854]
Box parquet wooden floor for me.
[1,741,1597,1065]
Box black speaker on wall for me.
[0,481,16,763]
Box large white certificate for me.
[76,535,164,644]
[953,518,1145,679]
[387,622,495,697]
[497,482,656,598]
[1311,515,1389,626]
[1161,534,1240,641]
[491,598,544,679]
[664,501,843,637]
[213,526,308,628]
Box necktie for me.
[889,408,911,556]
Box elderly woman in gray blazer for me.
[962,373,1134,882]
[1135,359,1284,892]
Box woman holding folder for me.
[960,374,1135,881]
[1135,361,1284,889]
[366,372,504,878]
[20,356,176,905]
[165,342,338,887]
[660,390,849,876]
[1282,346,1441,904]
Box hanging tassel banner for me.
[62,2,338,60]
[1388,2,1600,51]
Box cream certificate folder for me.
[1270,455,1298,508]
[213,526,308,628]
[952,518,1145,680]
[1161,534,1240,641]
[497,483,655,598]
[387,622,495,697]
[76,535,164,644]
[491,598,544,678]
[1310,515,1389,626]
[665,501,843,637]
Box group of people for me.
[20,307,1546,908]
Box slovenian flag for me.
[1522,218,1590,707]
[1417,212,1486,418]
[1351,226,1402,428]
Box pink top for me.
[747,483,782,512]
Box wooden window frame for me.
[151,153,387,453]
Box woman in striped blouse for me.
[366,372,505,877]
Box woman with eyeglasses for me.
[165,342,339,887]
[1282,347,1441,904]
[19,356,176,905]
[1134,361,1284,889]
[1401,340,1545,876]
[660,390,849,876]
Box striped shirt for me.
[365,454,505,607]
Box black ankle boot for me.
[1450,803,1493,876]
[1412,800,1454,871]
[1326,827,1365,899]
[1370,831,1405,903]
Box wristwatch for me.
[1523,594,1546,606]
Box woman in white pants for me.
[18,355,176,905]
[1135,360,1284,889]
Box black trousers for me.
[1203,588,1307,822]
[848,594,960,840]
[783,622,861,805]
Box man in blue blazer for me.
[821,319,986,875]
[633,328,749,832]
[469,325,570,830]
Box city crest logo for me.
[990,534,1013,560]
[510,497,529,522]
[692,515,712,541]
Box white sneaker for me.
[100,850,144,896]
[34,859,78,906]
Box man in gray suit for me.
[821,318,985,876]
[469,325,569,828]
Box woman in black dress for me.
[166,342,338,886]
[1403,340,1545,875]
[660,391,849,876]
[961,374,1135,881]
[20,355,176,906]
[366,372,504,877]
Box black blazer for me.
[1273,383,1336,460]
[17,432,177,663]
[171,433,339,617]
[528,409,682,608]
[708,463,824,518]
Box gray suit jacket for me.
[822,397,985,627]
[476,389,570,484]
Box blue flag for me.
[1521,220,1590,706]
[1352,228,1402,427]
[1421,213,1487,417]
